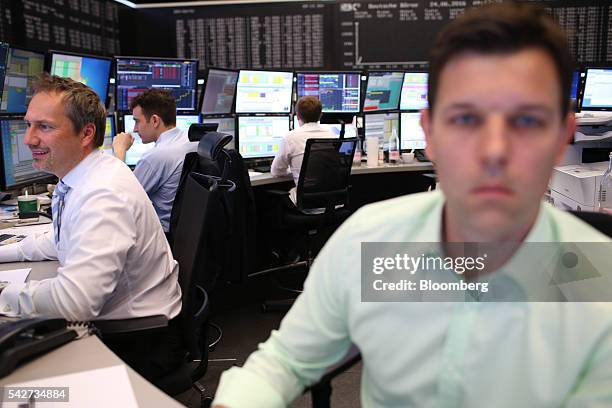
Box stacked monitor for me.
[400,112,426,150]
[580,68,612,111]
[115,57,198,112]
[201,68,238,115]
[363,71,403,112]
[235,70,293,114]
[203,117,236,149]
[365,112,399,147]
[237,115,290,159]
[399,72,428,111]
[1,47,44,114]
[0,117,52,190]
[49,51,112,105]
[296,72,361,113]
[101,114,116,156]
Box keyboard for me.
[252,164,271,173]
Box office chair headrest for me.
[197,131,233,161]
[188,123,219,142]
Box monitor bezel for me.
[114,56,200,114]
[1,45,46,115]
[399,70,429,112]
[362,70,405,113]
[200,67,239,116]
[295,70,363,114]
[0,115,57,191]
[47,50,113,107]
[236,113,291,159]
[235,69,295,115]
[579,67,612,112]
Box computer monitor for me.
[292,115,357,138]
[580,68,612,111]
[122,114,155,166]
[201,68,239,115]
[296,72,361,113]
[115,57,199,112]
[363,71,403,112]
[400,112,426,150]
[237,115,290,159]
[175,114,201,134]
[0,42,8,102]
[235,70,293,114]
[101,114,115,156]
[49,51,112,105]
[0,117,53,190]
[399,72,428,111]
[203,117,236,149]
[364,112,399,148]
[1,47,44,114]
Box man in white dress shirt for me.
[271,96,336,204]
[113,88,195,234]
[0,74,184,384]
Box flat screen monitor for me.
[175,114,201,134]
[365,112,399,148]
[203,117,236,149]
[296,72,361,113]
[122,114,155,166]
[101,114,115,156]
[0,117,52,190]
[0,42,8,102]
[400,112,426,150]
[1,47,44,114]
[49,51,112,104]
[399,72,428,111]
[580,68,612,111]
[292,116,357,138]
[235,70,293,114]
[237,115,290,159]
[115,57,198,112]
[201,69,238,115]
[363,71,403,112]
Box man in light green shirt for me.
[213,3,612,407]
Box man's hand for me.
[112,132,134,163]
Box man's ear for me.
[421,109,436,162]
[80,123,97,148]
[554,112,576,165]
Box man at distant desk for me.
[0,74,183,382]
[213,4,612,407]
[271,96,336,204]
[113,88,195,233]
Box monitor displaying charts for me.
[363,71,403,112]
[237,115,290,159]
[101,114,115,156]
[365,112,399,147]
[400,112,426,150]
[175,114,201,134]
[1,47,45,113]
[201,69,239,115]
[296,72,361,113]
[235,70,293,114]
[399,72,428,111]
[580,68,612,111]
[49,51,112,104]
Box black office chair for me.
[569,210,612,237]
[254,137,358,311]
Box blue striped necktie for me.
[52,180,70,244]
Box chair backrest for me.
[569,210,612,238]
[296,137,357,212]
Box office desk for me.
[0,261,184,408]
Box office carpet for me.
[173,279,362,408]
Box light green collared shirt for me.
[214,191,612,408]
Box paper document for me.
[0,268,31,283]
[4,365,138,407]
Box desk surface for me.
[0,262,184,407]
[249,161,434,186]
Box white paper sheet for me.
[4,365,139,407]
[0,268,31,283]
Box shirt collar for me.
[156,127,184,146]
[61,149,103,190]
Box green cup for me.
[18,195,38,216]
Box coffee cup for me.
[18,195,38,216]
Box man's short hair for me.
[32,73,106,147]
[130,89,176,126]
[296,96,323,123]
[428,3,574,117]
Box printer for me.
[549,162,608,211]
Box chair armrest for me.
[93,315,168,335]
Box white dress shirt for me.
[270,122,336,204]
[0,150,182,321]
[133,127,197,232]
[214,191,612,408]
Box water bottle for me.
[598,152,612,214]
[389,128,400,164]
[353,138,362,166]
[378,142,384,165]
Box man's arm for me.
[132,158,162,195]
[112,132,134,163]
[0,188,137,320]
[270,138,292,177]
[212,222,354,407]
[0,227,56,263]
